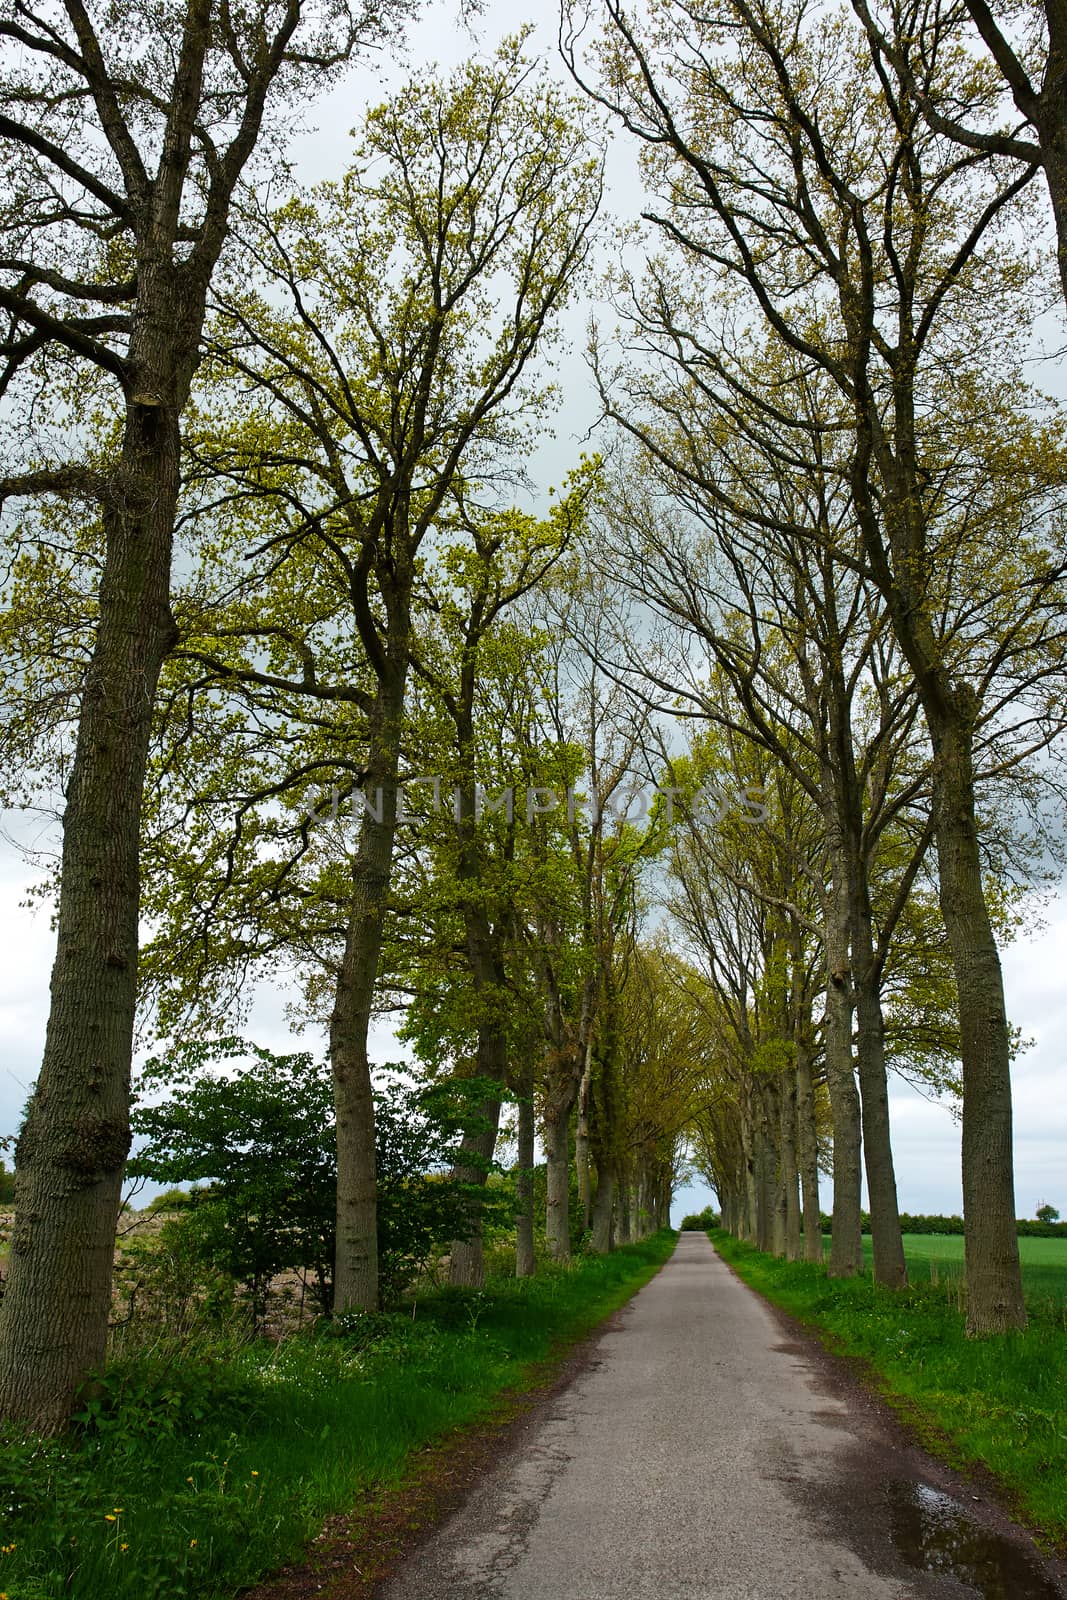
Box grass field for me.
[820,1234,1067,1319]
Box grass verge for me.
[710,1229,1067,1549]
[0,1232,675,1600]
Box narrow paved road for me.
[380,1232,1067,1600]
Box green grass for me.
[0,1232,675,1600]
[713,1229,1067,1548]
[835,1234,1067,1318]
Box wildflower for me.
[251,1470,259,1477]
[104,1515,117,1523]
[186,1476,194,1484]
[120,1543,129,1553]
[189,1539,198,1548]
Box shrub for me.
[129,1041,510,1318]
[679,1205,721,1230]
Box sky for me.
[1,0,1065,1227]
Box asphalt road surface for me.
[379,1230,1067,1600]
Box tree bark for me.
[823,874,863,1277]
[933,694,1027,1333]
[616,1179,633,1244]
[852,943,907,1287]
[590,1166,616,1253]
[796,1043,823,1263]
[543,1097,572,1261]
[778,1065,802,1261]
[754,1087,776,1253]
[329,678,406,1313]
[448,1089,502,1288]
[0,368,185,1430]
[575,1049,593,1231]
[515,1066,536,1278]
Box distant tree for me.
[678,1207,719,1231]
[1036,1202,1061,1224]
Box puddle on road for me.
[886,1480,1065,1597]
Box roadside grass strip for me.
[0,1232,675,1600]
[712,1230,1067,1548]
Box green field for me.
[819,1234,1067,1317]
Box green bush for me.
[679,1205,720,1230]
[129,1041,511,1319]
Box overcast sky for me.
[2,0,1064,1226]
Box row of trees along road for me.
[0,0,1065,1429]
[565,0,1067,1332]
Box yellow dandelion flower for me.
[104,1515,117,1523]
[189,1539,198,1549]
[251,1470,259,1477]
[120,1543,129,1552]
[186,1476,194,1484]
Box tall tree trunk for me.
[0,386,182,1431]
[779,1065,802,1261]
[632,1178,647,1239]
[448,1085,503,1288]
[515,1058,536,1278]
[329,680,406,1313]
[932,695,1026,1334]
[853,368,1026,1332]
[754,1088,776,1253]
[823,874,863,1277]
[739,1090,757,1241]
[796,1043,823,1263]
[616,1178,633,1245]
[575,1048,593,1231]
[590,1165,616,1253]
[845,811,907,1288]
[543,1100,572,1261]
[852,954,906,1288]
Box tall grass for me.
[713,1230,1067,1546]
[0,1233,675,1600]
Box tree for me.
[130,1039,337,1322]
[0,0,415,1431]
[595,396,920,1284]
[400,488,591,1285]
[849,0,1067,307]
[1036,1202,1060,1224]
[137,40,602,1310]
